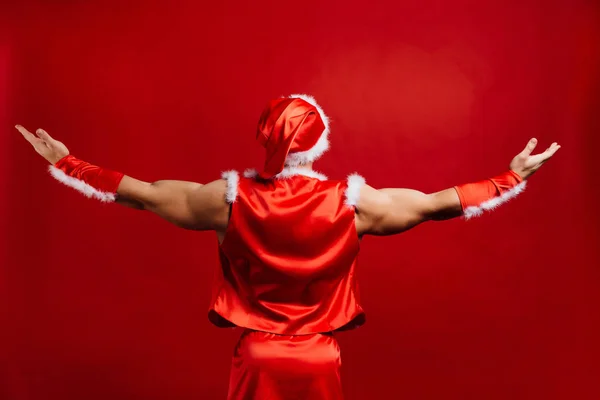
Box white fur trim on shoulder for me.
[221,170,240,204]
[48,165,116,202]
[285,94,330,167]
[463,181,527,219]
[344,173,366,207]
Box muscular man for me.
[16,94,560,399]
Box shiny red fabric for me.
[454,170,523,208]
[55,154,124,193]
[208,175,365,335]
[257,98,325,179]
[227,329,343,400]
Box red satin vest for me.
[208,172,365,335]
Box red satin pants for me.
[227,329,343,399]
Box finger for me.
[15,125,39,145]
[545,143,561,156]
[36,128,54,142]
[529,144,560,165]
[545,142,559,152]
[521,138,538,156]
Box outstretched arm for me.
[16,125,229,231]
[355,138,561,236]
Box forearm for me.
[427,188,463,221]
[49,155,204,228]
[453,170,525,219]
[426,170,525,221]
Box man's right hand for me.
[16,125,70,164]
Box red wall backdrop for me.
[2,1,599,399]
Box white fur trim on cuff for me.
[221,170,240,204]
[344,173,366,207]
[463,181,527,220]
[285,94,330,167]
[48,165,116,202]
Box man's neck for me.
[297,163,314,170]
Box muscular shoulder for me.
[353,184,393,235]
[356,184,392,210]
[187,178,230,231]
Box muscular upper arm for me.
[185,179,230,231]
[117,176,229,231]
[355,184,462,236]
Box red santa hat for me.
[256,94,330,179]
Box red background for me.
[2,1,600,399]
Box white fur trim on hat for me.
[221,170,239,204]
[244,167,327,181]
[48,165,116,202]
[463,181,527,219]
[344,173,366,207]
[284,94,331,167]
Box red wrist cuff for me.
[454,170,527,219]
[49,155,124,202]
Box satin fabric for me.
[208,175,365,335]
[454,170,523,208]
[257,98,325,178]
[227,329,343,400]
[55,154,124,193]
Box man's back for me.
[209,169,366,335]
